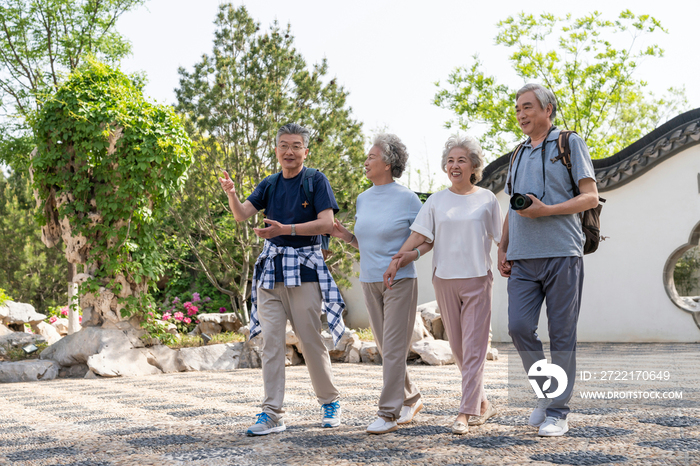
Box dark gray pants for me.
[508,256,584,419]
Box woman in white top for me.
[384,135,502,434]
[331,134,433,434]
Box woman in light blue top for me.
[332,134,433,434]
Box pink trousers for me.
[432,271,492,416]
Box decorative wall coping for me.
[478,108,700,193]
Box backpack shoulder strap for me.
[302,167,318,211]
[262,172,281,214]
[552,130,579,196]
[506,142,525,196]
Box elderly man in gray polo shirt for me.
[498,83,599,437]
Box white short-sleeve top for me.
[410,187,503,279]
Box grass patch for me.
[166,331,245,349]
[0,342,49,362]
[354,327,374,341]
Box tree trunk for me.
[67,262,81,334]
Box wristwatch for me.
[290,224,296,236]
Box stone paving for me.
[1,343,699,466]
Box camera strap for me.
[510,125,556,201]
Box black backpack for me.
[262,167,331,251]
[508,131,606,255]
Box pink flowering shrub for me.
[156,291,226,334]
[44,305,82,325]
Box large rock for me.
[285,323,299,346]
[58,363,89,378]
[240,334,263,369]
[346,338,362,363]
[410,313,433,346]
[52,318,70,336]
[418,301,445,340]
[323,329,361,363]
[0,324,13,336]
[0,301,47,331]
[145,345,184,373]
[31,322,62,345]
[197,313,242,333]
[411,340,454,366]
[40,327,131,366]
[178,343,243,371]
[0,360,60,383]
[0,332,46,348]
[360,341,382,364]
[87,348,162,377]
[285,345,303,366]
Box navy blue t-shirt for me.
[247,167,339,282]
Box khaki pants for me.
[361,278,421,420]
[257,281,339,422]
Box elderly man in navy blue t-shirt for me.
[218,123,346,436]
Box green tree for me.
[0,169,67,310]
[674,248,700,297]
[167,4,365,323]
[31,60,192,330]
[435,10,689,159]
[0,0,146,169]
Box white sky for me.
[117,0,700,191]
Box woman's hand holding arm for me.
[383,231,429,289]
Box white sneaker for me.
[366,417,398,434]
[397,400,424,425]
[538,416,569,437]
[529,398,552,427]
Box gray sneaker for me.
[246,413,286,436]
[529,398,552,427]
[538,415,569,436]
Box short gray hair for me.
[276,123,310,147]
[372,133,409,178]
[441,135,485,184]
[516,83,557,121]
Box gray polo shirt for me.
[505,128,595,260]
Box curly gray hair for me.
[441,135,485,184]
[372,133,409,178]
[516,83,557,121]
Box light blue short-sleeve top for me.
[354,182,423,283]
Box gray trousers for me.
[361,278,421,420]
[257,281,339,422]
[507,256,584,419]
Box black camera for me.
[510,193,537,211]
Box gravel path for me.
[0,343,698,465]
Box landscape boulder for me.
[51,318,70,336]
[31,322,62,345]
[0,360,60,383]
[418,301,445,340]
[360,341,382,364]
[285,345,303,366]
[145,345,184,373]
[0,332,46,349]
[194,313,243,335]
[411,339,454,366]
[178,343,243,371]
[40,327,131,367]
[87,348,162,377]
[0,301,46,331]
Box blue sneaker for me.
[321,401,341,428]
[246,412,286,436]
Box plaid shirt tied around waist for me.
[249,240,346,346]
